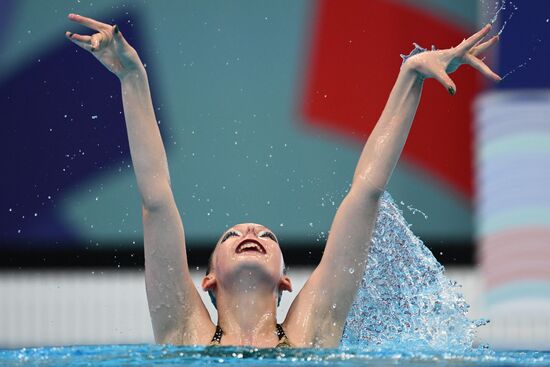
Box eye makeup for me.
[220,228,277,243]
[259,230,278,243]
[221,229,241,243]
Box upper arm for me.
[142,184,213,344]
[284,187,381,346]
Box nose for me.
[245,225,258,237]
[242,225,267,241]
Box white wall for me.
[1,267,549,349]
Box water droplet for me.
[348,267,355,274]
[342,192,476,349]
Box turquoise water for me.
[1,345,549,366]
[1,193,548,366]
[343,193,479,351]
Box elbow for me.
[141,181,174,211]
[350,176,385,202]
[349,179,385,202]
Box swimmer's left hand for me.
[405,24,501,95]
[65,13,143,81]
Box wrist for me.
[119,66,148,85]
[400,62,426,83]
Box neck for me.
[215,267,279,346]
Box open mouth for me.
[235,239,266,254]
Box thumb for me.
[433,70,457,96]
[112,24,130,52]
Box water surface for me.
[1,344,549,366]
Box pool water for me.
[1,345,549,366]
[2,193,547,366]
[343,193,478,351]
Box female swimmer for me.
[65,14,500,348]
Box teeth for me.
[243,244,258,249]
[238,242,263,253]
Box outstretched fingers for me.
[66,14,112,52]
[456,23,492,55]
[68,13,109,32]
[471,35,499,56]
[65,31,93,52]
[66,32,90,43]
[465,54,501,81]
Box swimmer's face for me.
[203,223,290,296]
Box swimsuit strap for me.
[209,323,291,347]
[209,325,223,345]
[274,323,292,348]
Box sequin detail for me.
[209,324,292,348]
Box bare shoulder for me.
[142,194,217,345]
[281,274,343,348]
[282,189,379,348]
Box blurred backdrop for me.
[1,0,549,350]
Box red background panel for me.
[302,0,480,198]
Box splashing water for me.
[3,193,550,365]
[500,57,532,80]
[486,0,541,81]
[481,0,517,34]
[342,192,482,352]
[489,1,508,28]
[491,1,518,36]
[401,200,429,220]
[479,0,535,81]
[401,1,534,82]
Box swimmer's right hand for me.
[65,14,143,80]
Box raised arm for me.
[285,24,500,347]
[66,14,213,344]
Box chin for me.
[228,259,279,282]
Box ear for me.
[202,274,217,292]
[278,275,292,293]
